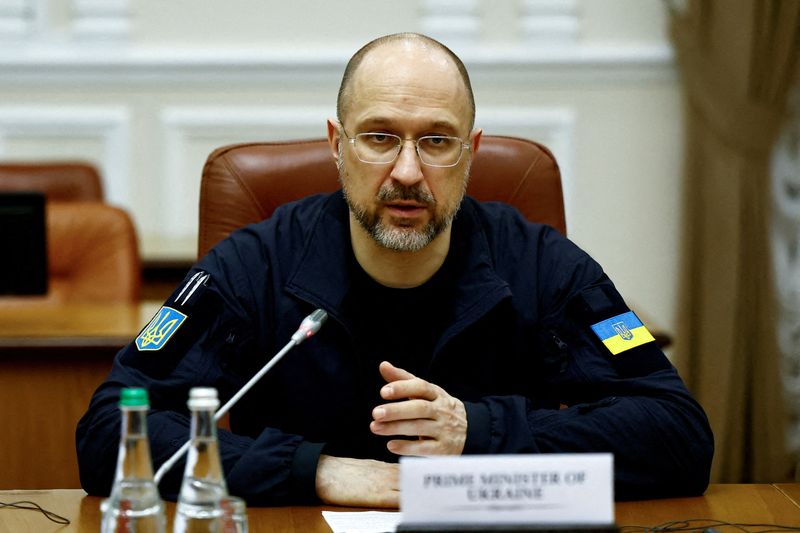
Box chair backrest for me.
[198,135,565,258]
[0,162,140,304]
[0,161,104,201]
[0,202,141,305]
[46,202,141,303]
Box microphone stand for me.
[153,309,328,485]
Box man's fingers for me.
[378,362,438,402]
[372,398,433,421]
[380,378,437,401]
[370,418,436,437]
[386,438,441,457]
[371,364,468,457]
[379,360,415,383]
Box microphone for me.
[153,308,329,485]
[291,308,328,343]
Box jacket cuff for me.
[462,401,491,454]
[289,440,326,503]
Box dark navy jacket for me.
[76,191,713,505]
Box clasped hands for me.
[315,361,467,507]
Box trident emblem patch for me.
[136,306,187,351]
[612,321,634,341]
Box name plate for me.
[400,454,614,527]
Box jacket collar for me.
[285,191,511,332]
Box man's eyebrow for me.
[429,120,460,132]
[357,117,391,128]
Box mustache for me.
[377,183,435,204]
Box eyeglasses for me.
[341,129,471,168]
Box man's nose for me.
[389,140,424,186]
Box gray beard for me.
[337,147,467,252]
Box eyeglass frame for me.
[340,127,472,168]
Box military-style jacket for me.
[77,191,713,505]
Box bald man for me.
[78,33,713,508]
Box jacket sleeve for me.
[76,233,325,506]
[461,226,714,500]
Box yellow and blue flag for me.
[590,311,655,355]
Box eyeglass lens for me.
[354,133,463,166]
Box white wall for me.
[0,0,684,339]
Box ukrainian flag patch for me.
[590,311,655,355]
[136,306,187,351]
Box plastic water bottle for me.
[100,387,166,533]
[173,387,244,533]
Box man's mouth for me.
[384,201,427,217]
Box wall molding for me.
[157,106,333,243]
[71,0,130,41]
[0,105,130,206]
[520,0,580,44]
[478,106,576,224]
[0,43,675,86]
[420,0,480,46]
[0,0,36,40]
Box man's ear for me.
[327,119,342,161]
[469,128,483,159]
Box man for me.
[77,33,713,507]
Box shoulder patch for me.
[136,306,188,351]
[590,311,655,355]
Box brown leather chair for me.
[0,161,104,201]
[0,201,141,305]
[45,202,141,303]
[199,136,565,258]
[0,162,141,304]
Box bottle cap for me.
[187,387,220,410]
[119,388,149,408]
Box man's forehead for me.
[355,41,458,83]
[347,42,469,125]
[363,39,453,68]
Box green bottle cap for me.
[119,388,149,407]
